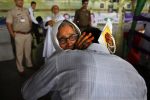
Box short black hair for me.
[82,0,89,4]
[82,27,101,43]
[36,16,43,23]
[31,1,36,5]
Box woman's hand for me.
[75,32,94,50]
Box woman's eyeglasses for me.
[58,34,79,44]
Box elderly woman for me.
[43,19,93,61]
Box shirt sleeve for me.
[6,11,13,24]
[88,10,91,25]
[73,10,79,25]
[28,8,38,24]
[22,58,57,100]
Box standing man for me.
[51,5,64,23]
[28,1,41,44]
[74,0,91,32]
[6,0,33,74]
[28,1,38,25]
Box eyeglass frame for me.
[57,34,79,45]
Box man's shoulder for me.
[57,50,91,60]
[23,7,28,11]
[8,7,16,12]
[28,7,32,12]
[76,9,82,13]
[56,50,95,70]
[86,9,91,13]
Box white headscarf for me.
[43,20,81,59]
[51,20,81,52]
[43,16,54,59]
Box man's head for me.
[82,0,89,9]
[14,0,24,8]
[82,27,101,43]
[51,5,59,15]
[31,1,36,10]
[36,16,43,23]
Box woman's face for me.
[57,25,78,50]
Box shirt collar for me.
[29,7,33,11]
[15,6,23,11]
[87,43,110,54]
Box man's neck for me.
[81,7,87,11]
[16,5,23,9]
[31,7,35,11]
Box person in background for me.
[133,13,150,66]
[133,10,150,100]
[28,1,38,25]
[28,1,41,44]
[42,16,55,62]
[74,0,91,32]
[22,20,147,100]
[42,5,64,62]
[6,0,33,75]
[51,5,64,23]
[36,16,46,36]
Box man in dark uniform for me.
[74,0,91,32]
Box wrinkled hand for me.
[105,32,116,54]
[12,32,16,38]
[105,32,113,46]
[49,20,55,27]
[75,32,94,50]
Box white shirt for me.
[22,43,147,100]
[28,7,38,24]
[52,13,65,22]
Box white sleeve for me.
[56,15,65,22]
[43,26,55,58]
[28,8,38,24]
[22,58,57,100]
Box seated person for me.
[22,20,147,100]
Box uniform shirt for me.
[22,43,147,100]
[74,8,91,27]
[28,7,38,24]
[6,6,31,32]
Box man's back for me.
[55,44,147,100]
[22,43,147,100]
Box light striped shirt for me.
[22,43,147,100]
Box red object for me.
[126,32,142,64]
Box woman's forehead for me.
[58,25,75,37]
